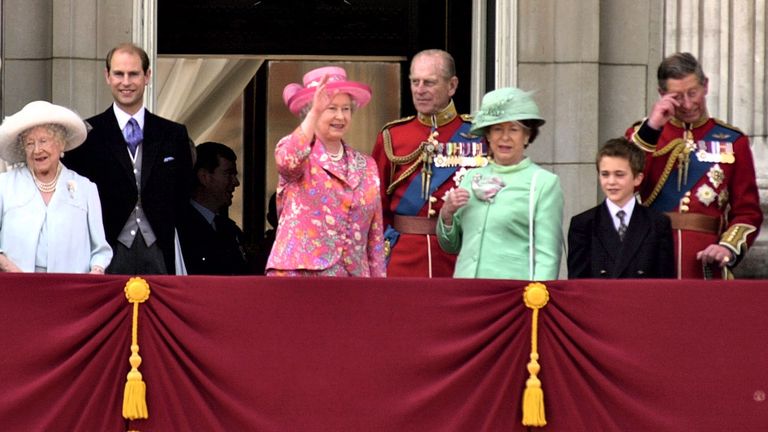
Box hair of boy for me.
[595,137,645,176]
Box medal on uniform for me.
[718,189,729,209]
[448,142,459,167]
[453,167,468,186]
[464,142,474,166]
[695,183,716,206]
[706,164,724,188]
[696,140,709,162]
[720,142,735,164]
[433,142,445,168]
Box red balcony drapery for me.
[1,274,766,431]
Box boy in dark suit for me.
[568,137,675,278]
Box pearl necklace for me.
[328,145,344,161]
[30,164,62,193]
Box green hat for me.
[470,87,545,136]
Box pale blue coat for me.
[437,158,563,280]
[0,165,112,272]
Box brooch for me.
[471,173,505,202]
[67,180,77,199]
[706,164,724,189]
[696,184,716,207]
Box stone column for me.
[1,0,54,115]
[132,0,157,110]
[469,0,489,112]
[514,0,601,278]
[51,0,133,118]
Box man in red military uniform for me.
[372,49,486,277]
[627,52,762,279]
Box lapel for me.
[103,110,136,179]
[596,202,622,263]
[311,141,363,189]
[612,205,651,276]
[140,111,159,190]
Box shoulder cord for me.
[383,128,428,195]
[644,139,686,206]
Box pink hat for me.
[282,66,372,116]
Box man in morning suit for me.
[626,52,762,279]
[371,49,486,277]
[177,142,248,275]
[568,137,675,279]
[65,43,193,274]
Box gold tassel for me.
[522,282,550,427]
[123,277,151,420]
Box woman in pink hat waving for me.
[266,67,386,277]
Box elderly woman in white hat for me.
[437,87,563,280]
[266,66,386,277]
[0,101,112,273]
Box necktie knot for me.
[616,210,628,241]
[124,118,143,156]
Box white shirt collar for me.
[112,104,146,130]
[605,197,637,229]
[190,199,216,226]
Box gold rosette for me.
[522,282,550,427]
[123,277,151,420]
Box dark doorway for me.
[158,0,474,245]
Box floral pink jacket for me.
[266,128,386,277]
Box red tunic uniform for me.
[372,101,485,277]
[627,117,762,279]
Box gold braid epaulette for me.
[382,116,427,195]
[381,115,416,131]
[713,118,745,135]
[642,138,686,206]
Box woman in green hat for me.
[436,87,563,280]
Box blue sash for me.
[394,122,481,215]
[652,124,737,212]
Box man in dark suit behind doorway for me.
[177,142,249,275]
[65,43,193,274]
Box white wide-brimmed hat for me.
[0,100,88,164]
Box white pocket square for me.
[163,156,175,162]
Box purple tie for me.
[124,118,143,156]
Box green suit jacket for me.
[437,158,564,280]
